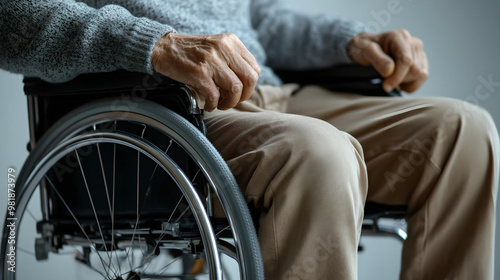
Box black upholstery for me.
[24,71,205,143]
[364,202,407,220]
[276,64,401,97]
[24,70,183,96]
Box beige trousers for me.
[205,84,500,280]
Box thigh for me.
[287,85,465,208]
[205,86,371,280]
[204,85,365,209]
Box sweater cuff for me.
[120,18,176,74]
[334,20,368,64]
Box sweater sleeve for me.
[0,0,176,82]
[250,0,367,70]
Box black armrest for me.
[23,70,206,140]
[23,70,184,96]
[275,64,401,97]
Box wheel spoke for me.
[112,121,121,273]
[96,140,117,274]
[167,196,185,224]
[44,175,110,279]
[75,150,117,278]
[142,139,173,210]
[215,225,231,238]
[157,255,183,275]
[175,205,191,223]
[17,247,35,257]
[191,169,200,182]
[126,125,147,270]
[26,208,37,221]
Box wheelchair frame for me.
[1,65,408,280]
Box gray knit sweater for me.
[0,0,366,85]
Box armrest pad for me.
[23,70,184,96]
[275,64,401,97]
[24,71,206,140]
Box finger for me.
[359,41,395,78]
[228,57,259,103]
[239,55,260,102]
[230,36,261,74]
[400,77,426,93]
[195,77,220,112]
[211,62,243,110]
[383,32,414,92]
[400,47,429,93]
[224,40,260,102]
[240,48,261,75]
[399,67,425,92]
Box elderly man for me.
[1,1,498,279]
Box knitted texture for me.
[0,0,366,85]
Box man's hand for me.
[348,29,428,93]
[151,33,261,111]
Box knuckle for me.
[205,91,218,103]
[365,42,378,53]
[412,67,428,81]
[379,60,393,72]
[398,29,411,38]
[218,40,230,49]
[398,54,414,66]
[209,34,233,49]
[231,81,243,94]
[221,33,237,43]
[419,69,429,80]
[255,63,262,74]
[413,37,424,48]
[351,35,363,46]
[355,37,372,50]
[199,80,216,95]
[196,66,210,79]
[245,70,258,85]
[208,47,219,58]
[226,33,237,39]
[205,34,218,44]
[357,42,374,57]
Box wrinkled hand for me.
[151,33,261,111]
[348,29,429,93]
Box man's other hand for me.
[152,33,261,111]
[348,30,429,93]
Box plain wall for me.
[1,0,499,279]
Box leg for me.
[288,86,500,279]
[205,88,368,279]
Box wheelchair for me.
[1,65,407,280]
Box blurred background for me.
[1,0,499,279]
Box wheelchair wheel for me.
[1,99,263,280]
